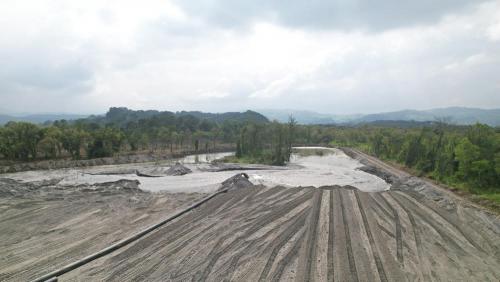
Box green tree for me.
[38,126,63,158]
[61,128,89,159]
[88,127,124,158]
[470,160,491,187]
[286,116,297,161]
[235,140,242,158]
[4,122,42,160]
[455,138,480,180]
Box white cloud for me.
[0,0,499,114]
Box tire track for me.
[390,192,467,254]
[125,221,222,280]
[104,191,257,281]
[327,190,335,282]
[197,188,315,280]
[105,191,234,267]
[400,190,485,253]
[380,193,403,265]
[304,190,323,282]
[269,228,307,281]
[169,206,282,281]
[338,189,359,282]
[258,207,310,281]
[149,190,303,278]
[211,204,311,281]
[370,194,396,221]
[389,193,432,281]
[354,190,388,282]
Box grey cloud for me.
[0,43,93,92]
[174,0,486,31]
[3,61,93,91]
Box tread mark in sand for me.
[171,218,261,280]
[327,190,335,282]
[301,190,322,282]
[391,192,467,255]
[216,205,311,281]
[269,229,307,281]
[370,194,395,221]
[400,190,485,253]
[379,193,404,265]
[354,190,388,282]
[107,190,232,265]
[389,193,431,281]
[197,188,315,281]
[258,206,310,281]
[338,189,359,282]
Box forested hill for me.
[0,114,89,125]
[259,107,500,126]
[78,107,269,127]
[0,108,269,126]
[176,110,269,124]
[355,107,500,126]
[0,107,270,161]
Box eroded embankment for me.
[0,147,234,174]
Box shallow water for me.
[3,148,389,193]
[249,147,389,192]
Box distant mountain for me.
[0,113,89,125]
[176,110,269,124]
[354,107,500,126]
[83,107,269,127]
[257,109,361,124]
[258,107,500,126]
[3,107,498,127]
[358,120,436,128]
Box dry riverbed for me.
[0,148,499,281]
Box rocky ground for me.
[0,148,499,281]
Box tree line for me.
[327,122,500,195]
[234,117,297,165]
[0,108,268,161]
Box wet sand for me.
[2,148,389,193]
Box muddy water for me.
[2,148,389,193]
[252,147,389,192]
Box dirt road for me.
[1,149,499,281]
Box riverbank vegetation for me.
[0,107,267,161]
[226,117,297,165]
[327,122,499,204]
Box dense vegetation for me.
[0,107,268,160]
[327,122,500,202]
[228,117,297,165]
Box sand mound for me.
[220,173,254,191]
[165,163,192,176]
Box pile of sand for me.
[220,173,254,191]
[165,163,192,176]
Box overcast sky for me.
[1,0,499,115]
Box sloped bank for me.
[0,146,234,174]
